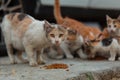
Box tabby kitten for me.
[1,13,67,66]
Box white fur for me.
[1,16,50,66]
[107,23,116,33]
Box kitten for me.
[106,15,120,44]
[60,28,87,59]
[84,37,120,61]
[106,15,120,36]
[44,28,87,59]
[43,24,68,60]
[1,13,67,66]
[43,44,64,59]
[54,0,101,40]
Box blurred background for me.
[1,0,120,56]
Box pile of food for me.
[43,63,68,69]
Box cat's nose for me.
[55,41,59,45]
[111,30,114,32]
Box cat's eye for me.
[50,34,55,38]
[59,34,64,37]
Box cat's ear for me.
[61,21,69,28]
[44,20,53,33]
[106,15,112,21]
[67,28,77,35]
[117,15,120,21]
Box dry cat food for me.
[43,63,68,69]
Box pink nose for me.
[55,41,59,44]
[111,30,114,32]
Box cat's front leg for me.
[36,50,45,65]
[25,46,38,67]
[77,49,87,59]
[61,45,73,59]
[65,52,74,59]
[108,50,116,61]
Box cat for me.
[84,35,120,61]
[1,12,68,66]
[106,15,120,37]
[43,24,68,60]
[106,15,120,44]
[60,28,87,59]
[43,28,87,59]
[54,0,101,41]
[43,44,64,59]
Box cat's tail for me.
[54,0,64,24]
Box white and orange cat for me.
[1,13,68,66]
[60,28,87,59]
[84,36,119,61]
[54,0,101,41]
[83,15,120,61]
[105,15,120,46]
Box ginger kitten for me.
[1,13,67,66]
[54,0,101,40]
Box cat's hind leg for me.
[108,50,116,61]
[6,44,16,64]
[16,51,28,63]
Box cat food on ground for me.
[43,63,68,69]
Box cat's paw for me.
[66,55,74,59]
[29,61,38,67]
[10,60,17,64]
[38,61,45,65]
[108,57,115,61]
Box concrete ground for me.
[0,56,120,80]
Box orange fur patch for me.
[54,0,101,41]
[62,18,101,40]
[7,13,33,38]
[67,35,77,42]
